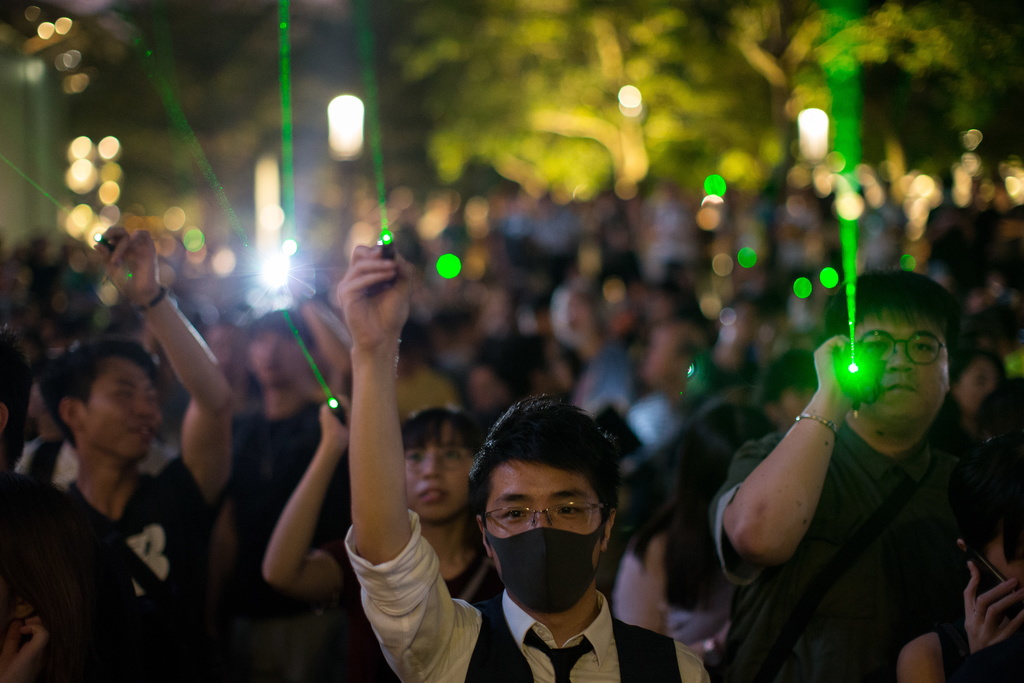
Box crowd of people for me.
[0,179,1023,683]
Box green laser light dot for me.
[686,363,696,378]
[848,363,859,373]
[327,397,339,409]
[704,174,727,197]
[900,254,917,271]
[380,230,393,245]
[820,267,840,288]
[737,247,757,268]
[436,253,462,279]
[793,277,813,299]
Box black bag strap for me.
[28,439,63,482]
[752,463,929,683]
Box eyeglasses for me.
[404,447,472,471]
[858,330,945,365]
[483,502,607,535]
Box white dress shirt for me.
[346,511,709,682]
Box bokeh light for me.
[704,174,727,197]
[900,254,917,271]
[819,267,839,288]
[793,277,813,299]
[436,253,462,279]
[737,247,757,268]
[183,228,205,252]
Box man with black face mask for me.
[338,245,708,682]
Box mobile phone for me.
[965,545,1023,619]
[832,343,884,407]
[364,239,396,297]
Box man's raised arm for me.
[723,335,853,567]
[99,227,233,503]
[337,244,412,564]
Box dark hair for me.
[468,396,620,516]
[949,347,1005,386]
[977,378,1024,441]
[0,472,96,683]
[0,327,32,466]
[757,349,817,405]
[38,337,158,446]
[632,402,774,609]
[248,309,314,348]
[402,407,484,452]
[823,270,960,348]
[948,430,1024,563]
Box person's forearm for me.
[264,445,341,590]
[143,297,232,414]
[349,344,411,565]
[724,392,846,566]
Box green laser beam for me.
[0,152,67,211]
[279,0,296,243]
[281,309,337,405]
[354,0,390,240]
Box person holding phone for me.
[897,430,1024,682]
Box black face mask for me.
[485,524,606,613]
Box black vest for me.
[465,595,682,682]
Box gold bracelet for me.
[795,412,839,435]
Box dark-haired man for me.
[40,227,233,682]
[713,270,966,681]
[0,327,32,471]
[338,245,708,682]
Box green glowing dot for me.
[793,277,813,299]
[183,228,205,252]
[704,174,727,197]
[126,272,133,278]
[436,253,462,279]
[380,230,393,245]
[848,363,859,373]
[686,363,696,378]
[327,397,339,409]
[737,247,757,268]
[900,254,916,271]
[819,267,839,288]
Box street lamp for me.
[797,108,829,165]
[328,95,364,160]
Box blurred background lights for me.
[66,158,97,194]
[793,277,813,299]
[436,253,462,279]
[211,248,237,276]
[834,192,864,221]
[797,108,829,163]
[55,50,81,71]
[97,136,121,160]
[737,247,757,268]
[36,22,55,39]
[24,6,41,21]
[900,254,917,271]
[960,129,983,151]
[282,239,298,256]
[163,206,186,231]
[704,174,727,197]
[617,85,643,117]
[711,253,734,277]
[54,17,73,34]
[819,266,839,288]
[97,180,120,205]
[182,228,205,252]
[68,136,93,161]
[261,253,290,288]
[328,95,365,160]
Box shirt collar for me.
[839,422,932,481]
[502,590,614,668]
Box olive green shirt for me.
[711,426,964,683]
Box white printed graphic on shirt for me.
[126,523,170,596]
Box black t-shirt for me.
[73,457,220,682]
[225,403,352,618]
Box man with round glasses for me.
[712,270,967,682]
[337,245,708,682]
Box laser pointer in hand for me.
[832,342,884,408]
[364,233,396,297]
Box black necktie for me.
[524,629,594,683]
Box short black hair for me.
[248,309,314,348]
[402,407,484,452]
[38,337,158,445]
[468,396,620,517]
[978,378,1024,441]
[948,430,1024,563]
[757,349,817,405]
[0,327,32,467]
[823,270,960,348]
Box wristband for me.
[795,412,839,435]
[135,286,167,312]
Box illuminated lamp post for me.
[797,108,829,166]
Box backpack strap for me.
[612,617,682,683]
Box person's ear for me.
[0,402,9,436]
[477,516,497,561]
[12,598,34,620]
[600,509,616,552]
[58,396,85,435]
